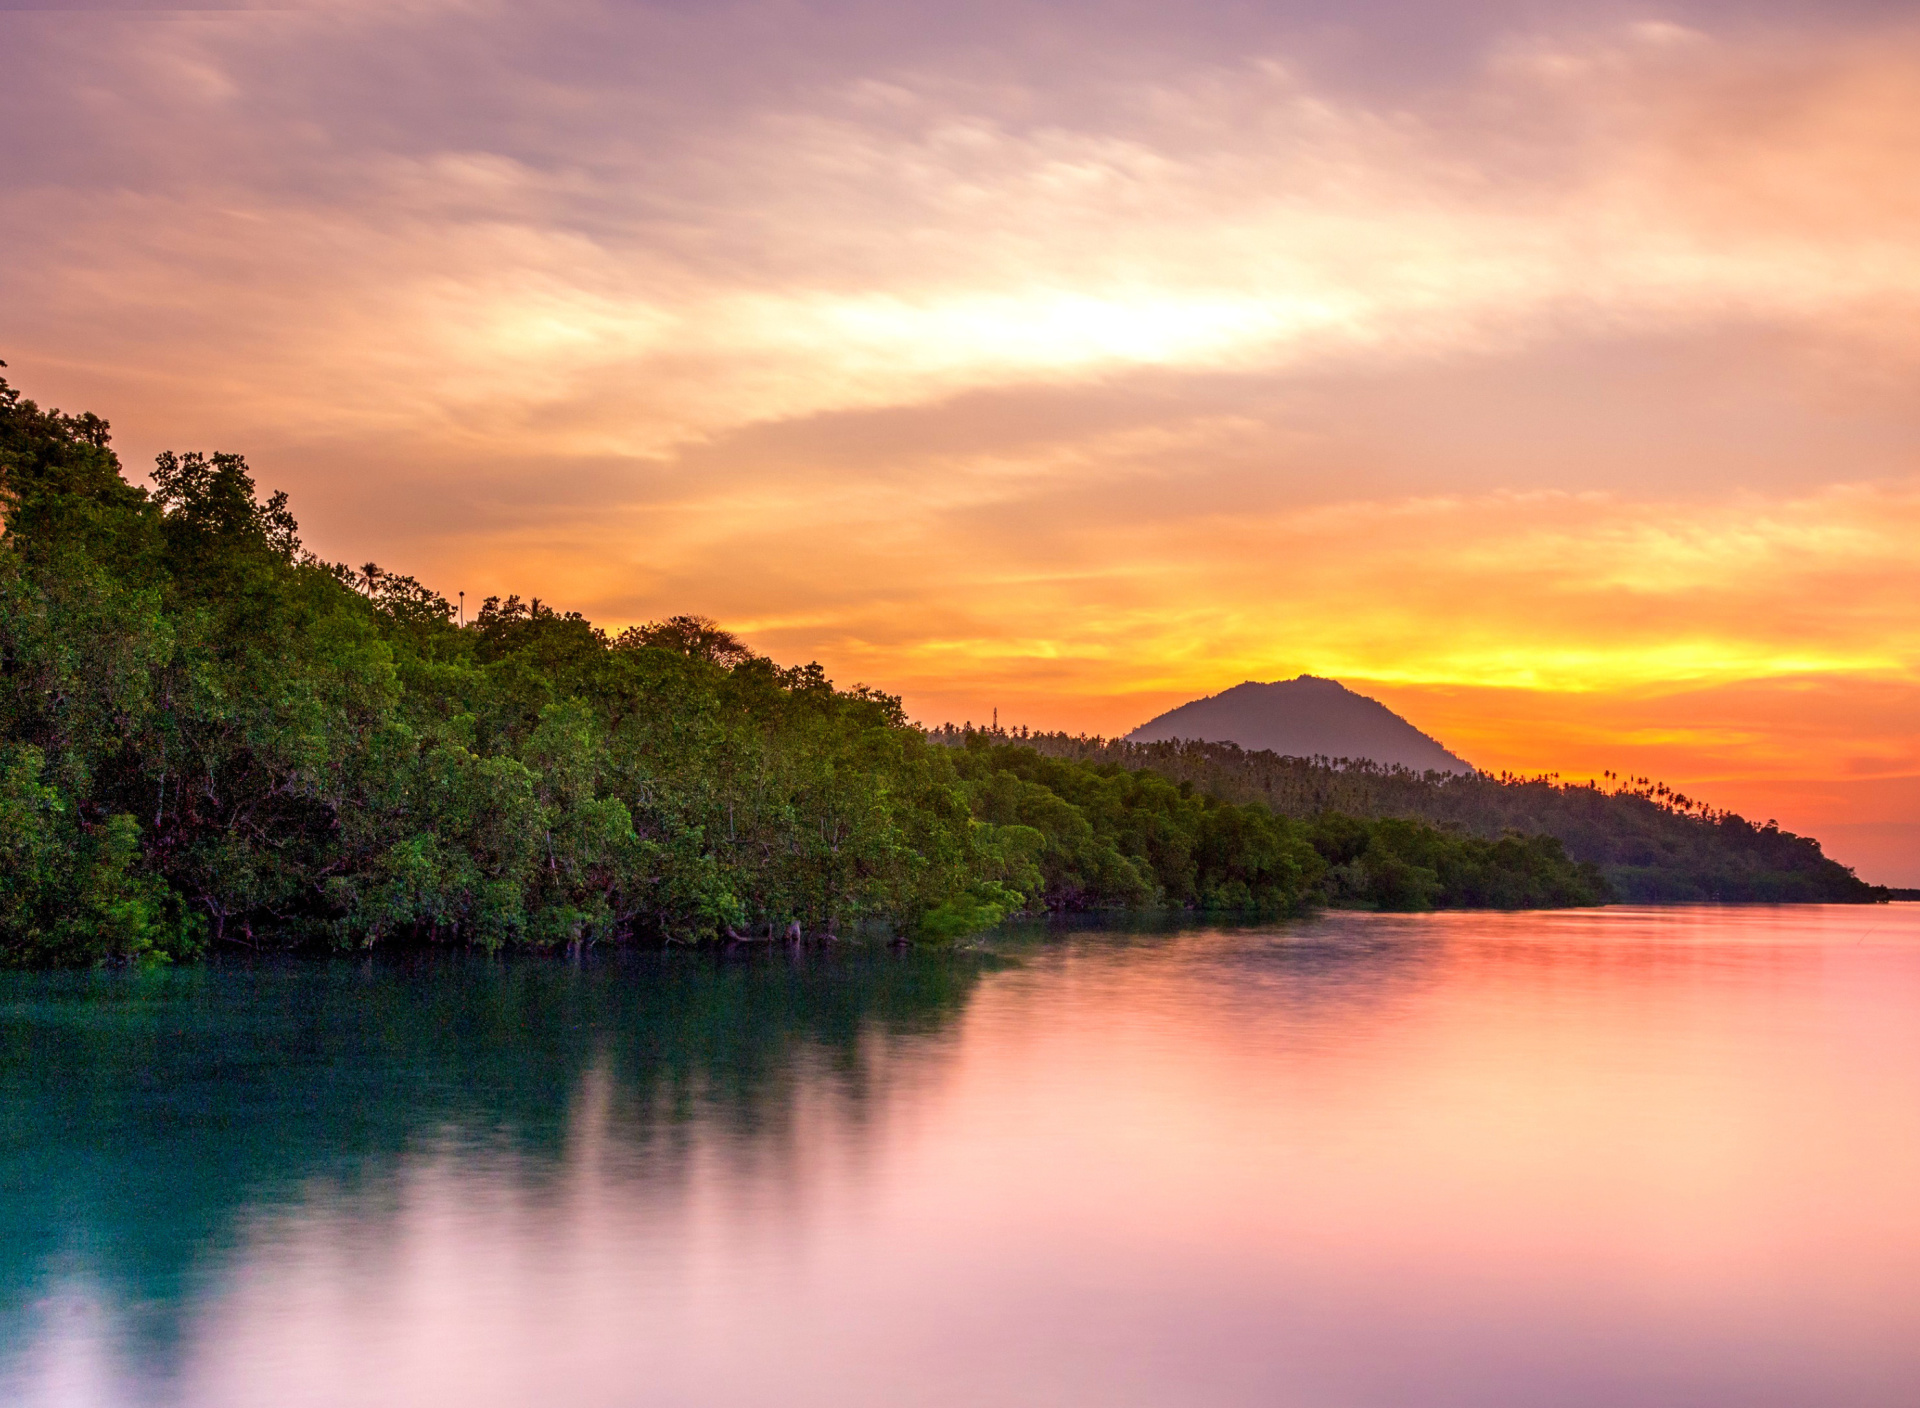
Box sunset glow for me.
[3,0,1916,879]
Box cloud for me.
[9,11,1920,456]
[2,2,1917,876]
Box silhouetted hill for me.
[1007,733,1888,905]
[1129,676,1471,774]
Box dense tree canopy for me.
[945,737,1608,915]
[990,731,1891,904]
[2,371,1852,965]
[0,371,997,962]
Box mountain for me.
[1126,676,1472,774]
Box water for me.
[5,905,1920,1408]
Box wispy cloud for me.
[9,14,1920,448]
[3,2,1918,877]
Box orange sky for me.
[2,2,1916,880]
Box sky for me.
[2,0,1917,882]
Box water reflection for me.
[5,908,1920,1407]
[0,948,990,1395]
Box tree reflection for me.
[0,949,993,1373]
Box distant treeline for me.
[935,727,1887,905]
[948,736,1608,916]
[0,372,1641,965]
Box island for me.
[0,373,1892,965]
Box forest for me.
[970,730,1891,904]
[0,372,1874,965]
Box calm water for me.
[5,905,1920,1407]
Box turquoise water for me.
[5,905,1920,1407]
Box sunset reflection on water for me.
[6,906,1920,1407]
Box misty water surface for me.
[5,905,1920,1407]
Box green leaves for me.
[946,739,1609,918]
[0,367,1622,965]
[0,748,203,965]
[0,363,998,958]
[1310,815,1610,911]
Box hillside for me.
[1004,732,1887,905]
[1129,676,1472,773]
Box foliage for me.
[945,737,1610,913]
[983,730,1889,903]
[0,369,1704,965]
[0,371,981,962]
